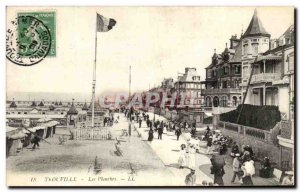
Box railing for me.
[73,128,112,140]
[219,121,273,143]
[251,73,281,84]
[202,88,241,94]
[244,125,268,140]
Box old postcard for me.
[6,6,295,187]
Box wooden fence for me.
[73,128,112,140]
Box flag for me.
[97,13,116,32]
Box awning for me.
[27,127,37,133]
[205,112,213,117]
[37,117,53,123]
[8,131,27,139]
[22,129,31,134]
[6,126,18,133]
[32,126,47,131]
[41,120,59,127]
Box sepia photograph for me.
[5,6,295,187]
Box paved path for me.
[133,112,213,186]
[7,113,176,186]
[132,112,278,186]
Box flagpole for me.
[92,14,98,128]
[129,65,131,120]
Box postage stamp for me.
[17,11,56,57]
[6,11,56,66]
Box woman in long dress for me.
[188,146,196,170]
[241,157,254,186]
[148,128,154,142]
[178,144,186,169]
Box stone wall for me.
[217,121,293,170]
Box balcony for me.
[202,88,241,95]
[251,73,281,84]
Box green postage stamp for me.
[17,11,56,57]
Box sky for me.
[6,7,294,101]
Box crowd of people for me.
[120,108,294,186]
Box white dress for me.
[184,151,190,168]
[188,148,196,170]
[178,149,186,167]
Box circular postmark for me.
[6,15,51,66]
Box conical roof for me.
[88,101,102,112]
[67,101,78,115]
[242,9,270,38]
[49,105,55,111]
[87,101,105,116]
[59,101,62,105]
[31,101,37,107]
[82,102,89,111]
[9,100,17,108]
[54,101,58,106]
[38,101,44,107]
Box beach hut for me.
[6,126,26,156]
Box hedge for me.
[203,116,212,124]
[220,104,281,130]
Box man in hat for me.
[231,153,242,184]
[282,171,294,185]
[185,169,196,186]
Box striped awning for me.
[255,55,282,63]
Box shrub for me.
[203,116,212,124]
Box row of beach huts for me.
[6,117,60,157]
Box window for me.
[235,66,241,74]
[206,97,212,107]
[232,96,237,106]
[197,92,201,97]
[252,43,258,55]
[18,112,21,114]
[224,67,229,75]
[24,112,27,114]
[42,112,45,114]
[220,96,227,107]
[288,53,294,71]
